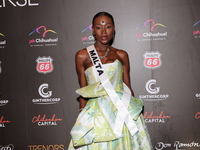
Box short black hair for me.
[92,12,115,26]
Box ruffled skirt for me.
[68,97,153,150]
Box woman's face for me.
[92,15,115,45]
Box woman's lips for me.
[101,36,108,40]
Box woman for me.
[68,12,153,150]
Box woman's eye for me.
[96,26,101,29]
[106,26,111,29]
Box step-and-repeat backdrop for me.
[0,0,200,149]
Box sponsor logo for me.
[155,141,200,150]
[0,144,14,150]
[136,19,167,41]
[139,79,169,101]
[32,114,62,126]
[143,51,162,69]
[28,144,64,150]
[0,0,39,7]
[0,32,6,48]
[81,24,95,45]
[195,112,200,119]
[193,20,200,39]
[32,83,61,104]
[0,91,9,107]
[39,83,52,98]
[82,24,92,33]
[0,116,11,127]
[145,79,160,94]
[36,56,53,74]
[29,26,58,47]
[195,93,200,99]
[0,33,4,36]
[0,99,9,106]
[155,142,171,150]
[144,111,171,123]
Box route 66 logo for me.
[143,51,162,69]
[36,56,53,74]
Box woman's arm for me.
[118,50,135,96]
[75,49,88,111]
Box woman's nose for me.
[102,28,106,33]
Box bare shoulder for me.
[75,48,92,69]
[75,48,89,60]
[112,47,129,60]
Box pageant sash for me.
[86,45,138,137]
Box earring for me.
[112,33,115,39]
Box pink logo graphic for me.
[81,24,94,44]
[193,20,200,36]
[136,19,166,31]
[82,24,92,33]
[36,56,53,74]
[29,26,57,37]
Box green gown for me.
[68,59,153,150]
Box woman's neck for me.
[94,43,110,51]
